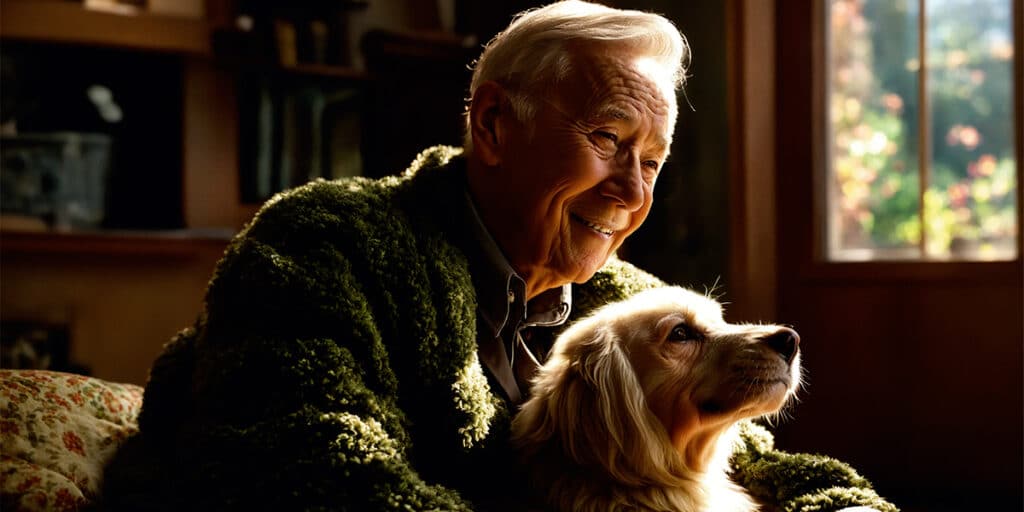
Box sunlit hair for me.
[464,0,690,150]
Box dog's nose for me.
[763,328,800,363]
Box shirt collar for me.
[462,188,571,339]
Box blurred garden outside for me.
[828,0,1017,260]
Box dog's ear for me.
[516,324,679,485]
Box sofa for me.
[1,369,892,512]
[0,369,143,511]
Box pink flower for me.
[967,155,997,178]
[948,182,970,208]
[881,93,903,113]
[976,155,997,176]
[959,126,980,150]
[946,125,961,146]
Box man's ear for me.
[468,81,509,167]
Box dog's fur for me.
[512,286,802,512]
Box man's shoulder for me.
[573,257,666,317]
[239,145,465,238]
[400,145,465,180]
[259,176,394,222]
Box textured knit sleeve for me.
[579,258,900,512]
[730,423,899,512]
[110,179,476,511]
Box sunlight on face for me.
[491,48,677,295]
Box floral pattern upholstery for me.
[1,370,143,511]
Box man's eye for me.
[667,323,695,342]
[642,160,660,170]
[594,131,618,143]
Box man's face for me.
[490,49,675,290]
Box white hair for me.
[464,0,690,149]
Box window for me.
[825,0,1018,261]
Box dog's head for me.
[513,286,802,487]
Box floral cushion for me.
[0,370,143,511]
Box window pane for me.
[825,0,1018,261]
[925,0,1017,260]
[827,0,922,260]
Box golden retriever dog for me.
[512,286,802,512]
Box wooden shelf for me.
[277,63,372,82]
[0,229,233,258]
[211,28,372,84]
[229,61,373,84]
[0,0,212,55]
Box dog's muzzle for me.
[761,328,800,364]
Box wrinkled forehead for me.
[557,46,678,135]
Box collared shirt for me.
[462,188,571,404]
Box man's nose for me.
[600,157,645,212]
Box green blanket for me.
[102,146,897,511]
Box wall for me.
[774,277,1023,510]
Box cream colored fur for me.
[512,286,802,512]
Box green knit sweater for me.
[102,146,897,512]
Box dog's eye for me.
[668,323,696,342]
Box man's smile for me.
[570,213,617,237]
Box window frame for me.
[802,0,1023,283]
[729,0,1021,324]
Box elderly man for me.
[102,1,895,511]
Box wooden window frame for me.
[767,0,1023,288]
[728,0,780,321]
